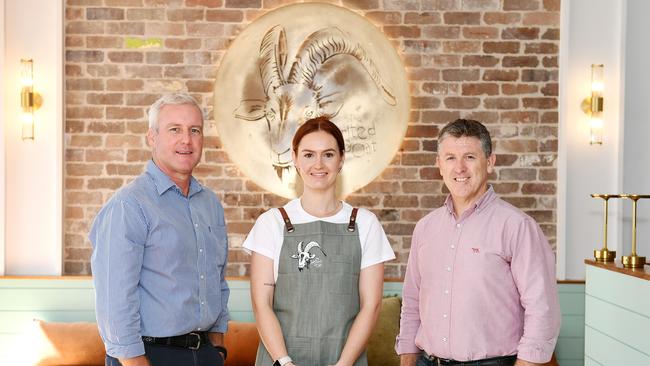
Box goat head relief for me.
[290,241,326,272]
[213,3,410,199]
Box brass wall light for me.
[20,59,42,140]
[581,64,604,145]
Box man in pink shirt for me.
[396,119,560,366]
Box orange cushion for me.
[32,320,105,366]
[224,321,259,366]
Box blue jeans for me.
[105,343,224,366]
[416,354,517,366]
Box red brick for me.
[522,183,555,195]
[225,0,260,8]
[66,191,104,205]
[381,26,419,39]
[463,26,499,39]
[66,178,85,190]
[206,9,244,22]
[411,96,441,109]
[422,111,461,124]
[145,52,183,64]
[464,111,499,124]
[106,163,145,175]
[498,140,538,153]
[125,94,159,106]
[462,83,498,96]
[405,125,439,138]
[126,8,165,20]
[495,154,518,166]
[361,181,400,194]
[127,149,152,162]
[403,181,440,193]
[444,12,481,25]
[164,65,203,78]
[409,68,440,81]
[66,7,84,20]
[542,28,560,40]
[483,41,520,54]
[542,56,558,67]
[402,153,434,166]
[108,51,143,63]
[484,97,519,110]
[87,64,121,77]
[500,111,539,124]
[541,83,558,96]
[186,80,214,93]
[444,97,480,109]
[503,0,539,10]
[483,12,521,24]
[86,149,124,162]
[145,22,185,36]
[539,168,557,181]
[404,12,441,24]
[402,54,421,67]
[493,182,520,194]
[105,0,143,5]
[503,56,539,68]
[66,121,85,133]
[127,121,149,134]
[86,36,123,49]
[523,97,557,109]
[442,69,480,81]
[400,139,419,152]
[462,55,499,67]
[106,135,144,147]
[68,78,105,91]
[543,0,560,11]
[107,79,144,91]
[69,135,103,147]
[422,26,460,39]
[500,168,536,181]
[66,106,104,119]
[65,207,85,220]
[502,27,540,40]
[106,107,143,120]
[343,0,380,10]
[124,65,163,78]
[402,40,440,54]
[483,70,519,81]
[65,50,104,62]
[66,149,84,162]
[541,112,558,123]
[186,0,222,7]
[186,23,224,36]
[167,9,204,21]
[66,21,105,34]
[443,41,481,53]
[106,22,145,35]
[67,163,104,176]
[88,121,126,133]
[66,36,85,48]
[523,12,559,26]
[502,83,539,95]
[525,42,559,54]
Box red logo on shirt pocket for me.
[471,248,480,253]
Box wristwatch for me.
[273,356,292,366]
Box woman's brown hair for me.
[292,116,345,154]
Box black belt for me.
[142,331,210,351]
[422,353,517,365]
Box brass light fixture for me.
[20,59,41,140]
[581,64,604,145]
[620,194,648,268]
[591,194,618,262]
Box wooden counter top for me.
[585,259,650,281]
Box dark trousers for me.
[105,343,224,366]
[416,354,517,366]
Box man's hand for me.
[118,355,151,366]
[400,353,420,366]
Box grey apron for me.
[255,207,367,366]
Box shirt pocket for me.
[207,224,228,268]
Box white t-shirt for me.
[243,198,396,280]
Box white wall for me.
[2,0,63,275]
[621,0,650,258]
[0,0,6,276]
[558,0,626,280]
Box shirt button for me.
[195,223,199,227]
[446,266,451,272]
[444,289,449,294]
[197,327,202,331]
[201,301,205,305]
[456,223,461,228]
[200,275,204,279]
[199,248,203,253]
[442,337,448,342]
[443,314,448,318]
[450,244,455,249]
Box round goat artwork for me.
[214,3,410,198]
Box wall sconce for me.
[581,64,604,145]
[20,59,42,140]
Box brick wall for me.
[64,0,560,277]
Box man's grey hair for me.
[437,119,493,157]
[147,93,204,130]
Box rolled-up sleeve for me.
[90,198,148,359]
[510,219,561,363]
[396,223,423,355]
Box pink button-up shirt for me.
[396,187,560,363]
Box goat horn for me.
[287,27,396,106]
[259,25,288,96]
[303,241,325,256]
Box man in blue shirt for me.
[90,93,230,366]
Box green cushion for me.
[367,296,401,366]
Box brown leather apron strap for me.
[278,207,295,232]
[347,207,358,232]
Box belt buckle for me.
[188,332,201,350]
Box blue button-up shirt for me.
[90,160,230,359]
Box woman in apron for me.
[244,117,395,366]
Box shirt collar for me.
[146,160,203,197]
[444,185,497,216]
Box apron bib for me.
[255,207,367,366]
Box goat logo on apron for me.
[290,241,326,271]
